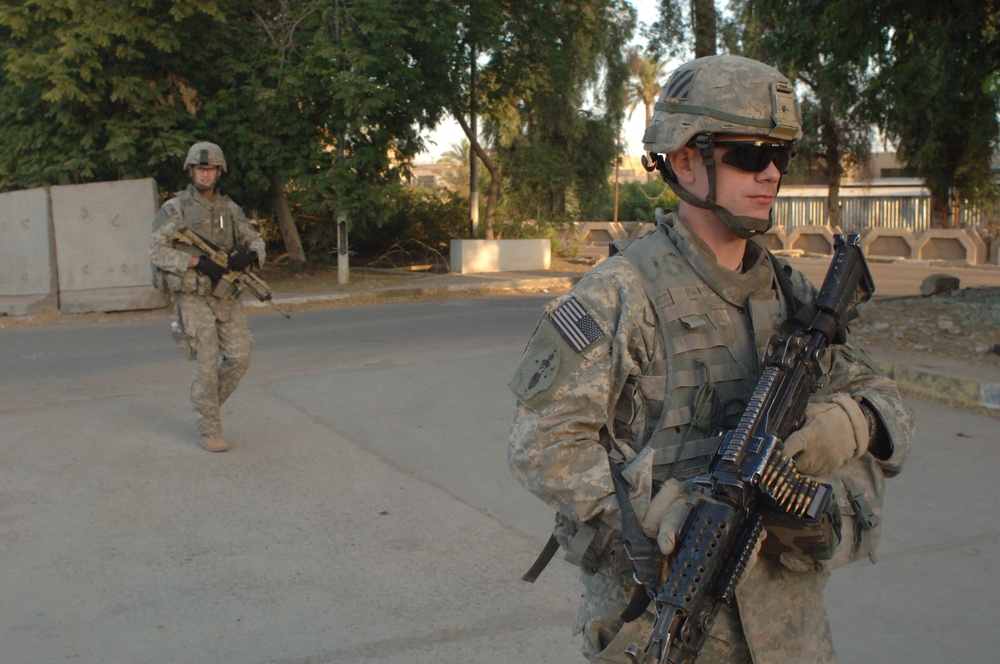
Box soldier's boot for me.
[199,434,229,453]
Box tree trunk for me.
[929,189,951,228]
[454,109,500,239]
[691,0,717,58]
[268,172,306,263]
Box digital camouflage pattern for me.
[508,210,914,663]
[642,55,803,155]
[150,184,265,440]
[173,291,253,437]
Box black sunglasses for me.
[714,140,793,174]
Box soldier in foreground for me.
[508,56,914,663]
[150,141,266,453]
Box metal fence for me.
[773,195,999,233]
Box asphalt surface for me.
[2,258,998,664]
[250,256,1000,412]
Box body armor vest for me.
[613,223,790,482]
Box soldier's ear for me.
[668,146,698,185]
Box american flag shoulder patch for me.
[550,296,606,352]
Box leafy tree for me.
[624,48,667,134]
[647,0,718,58]
[735,0,880,227]
[0,0,466,261]
[445,0,636,237]
[866,0,1000,227]
[0,0,223,188]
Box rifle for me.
[623,233,875,664]
[172,227,291,319]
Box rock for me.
[921,273,960,297]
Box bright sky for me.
[415,0,665,163]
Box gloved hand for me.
[194,255,226,284]
[640,479,687,556]
[783,393,870,476]
[227,246,258,272]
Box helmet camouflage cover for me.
[642,55,803,155]
[641,55,803,238]
[183,141,227,172]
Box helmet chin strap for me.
[648,135,775,240]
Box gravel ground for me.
[853,286,1000,369]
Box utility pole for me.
[469,42,480,237]
[335,0,349,285]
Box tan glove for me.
[783,393,870,476]
[640,479,687,555]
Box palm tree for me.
[441,140,469,166]
[625,48,668,129]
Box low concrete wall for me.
[51,179,167,313]
[862,228,915,260]
[787,225,836,255]
[914,228,985,264]
[0,179,168,316]
[450,239,551,274]
[0,187,58,315]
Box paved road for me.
[783,255,1000,298]
[1,297,997,663]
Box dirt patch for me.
[853,287,1000,370]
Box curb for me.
[881,363,1000,412]
[246,276,582,310]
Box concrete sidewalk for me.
[250,263,1000,414]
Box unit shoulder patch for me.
[550,296,606,352]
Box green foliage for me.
[587,179,679,222]
[476,0,636,225]
[352,187,470,257]
[865,0,1000,222]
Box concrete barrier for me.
[914,228,985,264]
[50,179,167,313]
[787,225,836,255]
[0,187,59,315]
[861,228,915,260]
[450,239,551,273]
[756,226,788,252]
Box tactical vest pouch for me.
[761,495,842,562]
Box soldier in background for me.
[507,56,914,663]
[150,141,266,453]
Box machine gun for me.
[624,233,874,664]
[172,227,291,319]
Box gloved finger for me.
[641,479,684,537]
[656,498,689,556]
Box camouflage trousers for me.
[174,292,254,438]
[576,568,752,663]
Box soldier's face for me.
[192,165,221,190]
[710,135,783,221]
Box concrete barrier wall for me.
[0,187,58,315]
[50,179,167,313]
[0,179,168,316]
[451,239,550,273]
[565,222,992,265]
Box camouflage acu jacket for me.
[149,184,266,295]
[508,210,914,663]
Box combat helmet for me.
[642,55,803,238]
[183,141,227,173]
